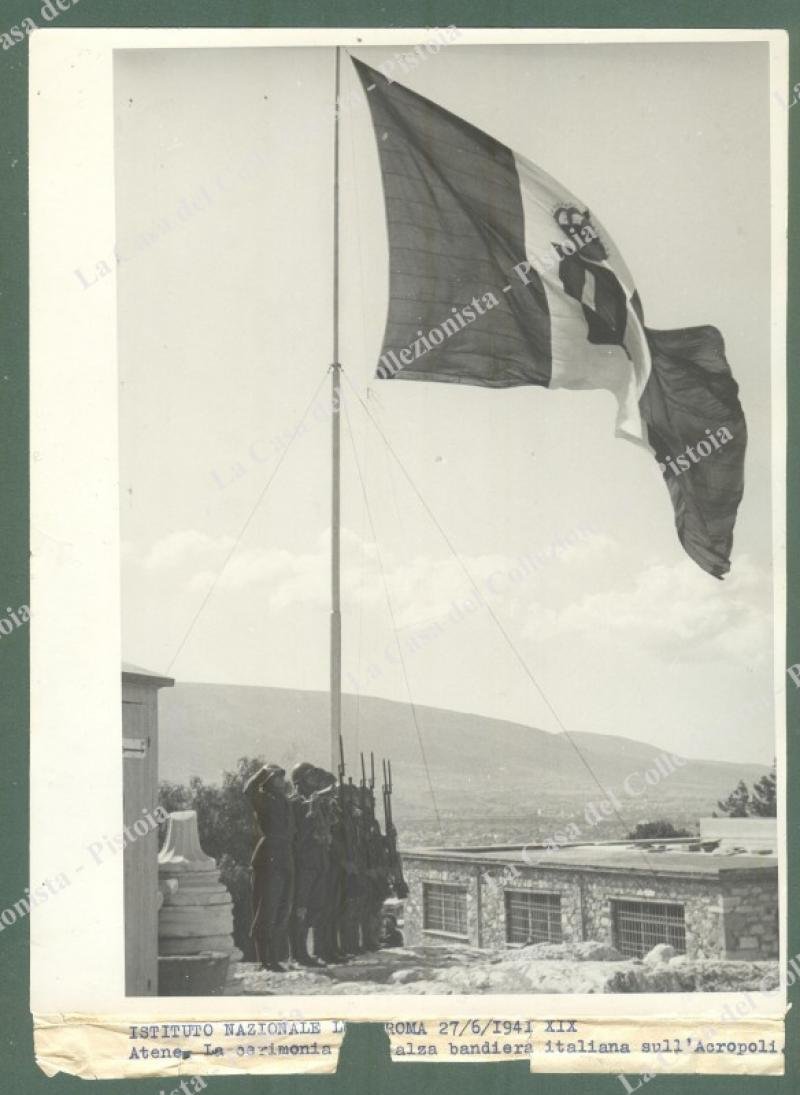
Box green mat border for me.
[0,2,795,1092]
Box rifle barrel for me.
[385,759,394,829]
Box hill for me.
[157,683,768,844]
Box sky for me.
[114,41,776,765]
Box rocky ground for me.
[231,941,779,996]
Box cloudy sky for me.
[115,40,775,765]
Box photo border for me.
[2,3,798,1093]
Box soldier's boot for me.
[332,918,347,961]
[342,918,360,956]
[307,920,327,967]
[372,905,386,949]
[268,927,290,973]
[310,919,328,963]
[362,912,378,951]
[254,930,270,970]
[312,922,329,963]
[321,922,345,963]
[337,921,352,957]
[289,912,303,964]
[292,909,322,968]
[265,938,287,973]
[333,917,349,957]
[352,913,366,955]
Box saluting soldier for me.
[310,767,344,964]
[289,762,334,967]
[340,782,366,955]
[244,764,294,973]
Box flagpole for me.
[330,44,342,776]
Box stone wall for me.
[402,857,480,947]
[580,872,725,959]
[478,864,582,949]
[720,875,779,960]
[402,856,778,961]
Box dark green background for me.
[0,1,795,1091]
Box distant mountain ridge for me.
[158,683,768,829]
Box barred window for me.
[611,899,686,958]
[422,882,468,937]
[505,890,563,944]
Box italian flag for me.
[353,58,746,579]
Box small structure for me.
[401,819,778,961]
[158,810,241,995]
[698,816,778,853]
[122,662,174,996]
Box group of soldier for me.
[244,758,407,973]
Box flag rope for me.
[342,394,444,841]
[343,371,667,875]
[164,368,330,674]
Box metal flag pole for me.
[330,44,343,775]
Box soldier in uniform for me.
[339,782,365,955]
[313,767,346,963]
[289,762,334,967]
[244,763,294,973]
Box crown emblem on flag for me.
[553,205,607,260]
[554,204,591,232]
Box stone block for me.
[643,943,676,965]
[157,810,239,971]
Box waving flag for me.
[352,57,746,578]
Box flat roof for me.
[403,840,777,880]
[121,661,175,688]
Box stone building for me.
[401,819,778,961]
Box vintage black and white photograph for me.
[103,34,783,1005]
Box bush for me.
[219,854,255,960]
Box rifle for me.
[338,732,346,786]
[360,752,375,817]
[382,757,409,898]
[381,757,391,829]
[335,732,345,806]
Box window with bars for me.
[504,890,563,945]
[422,882,468,937]
[611,899,686,958]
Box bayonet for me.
[382,755,408,897]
